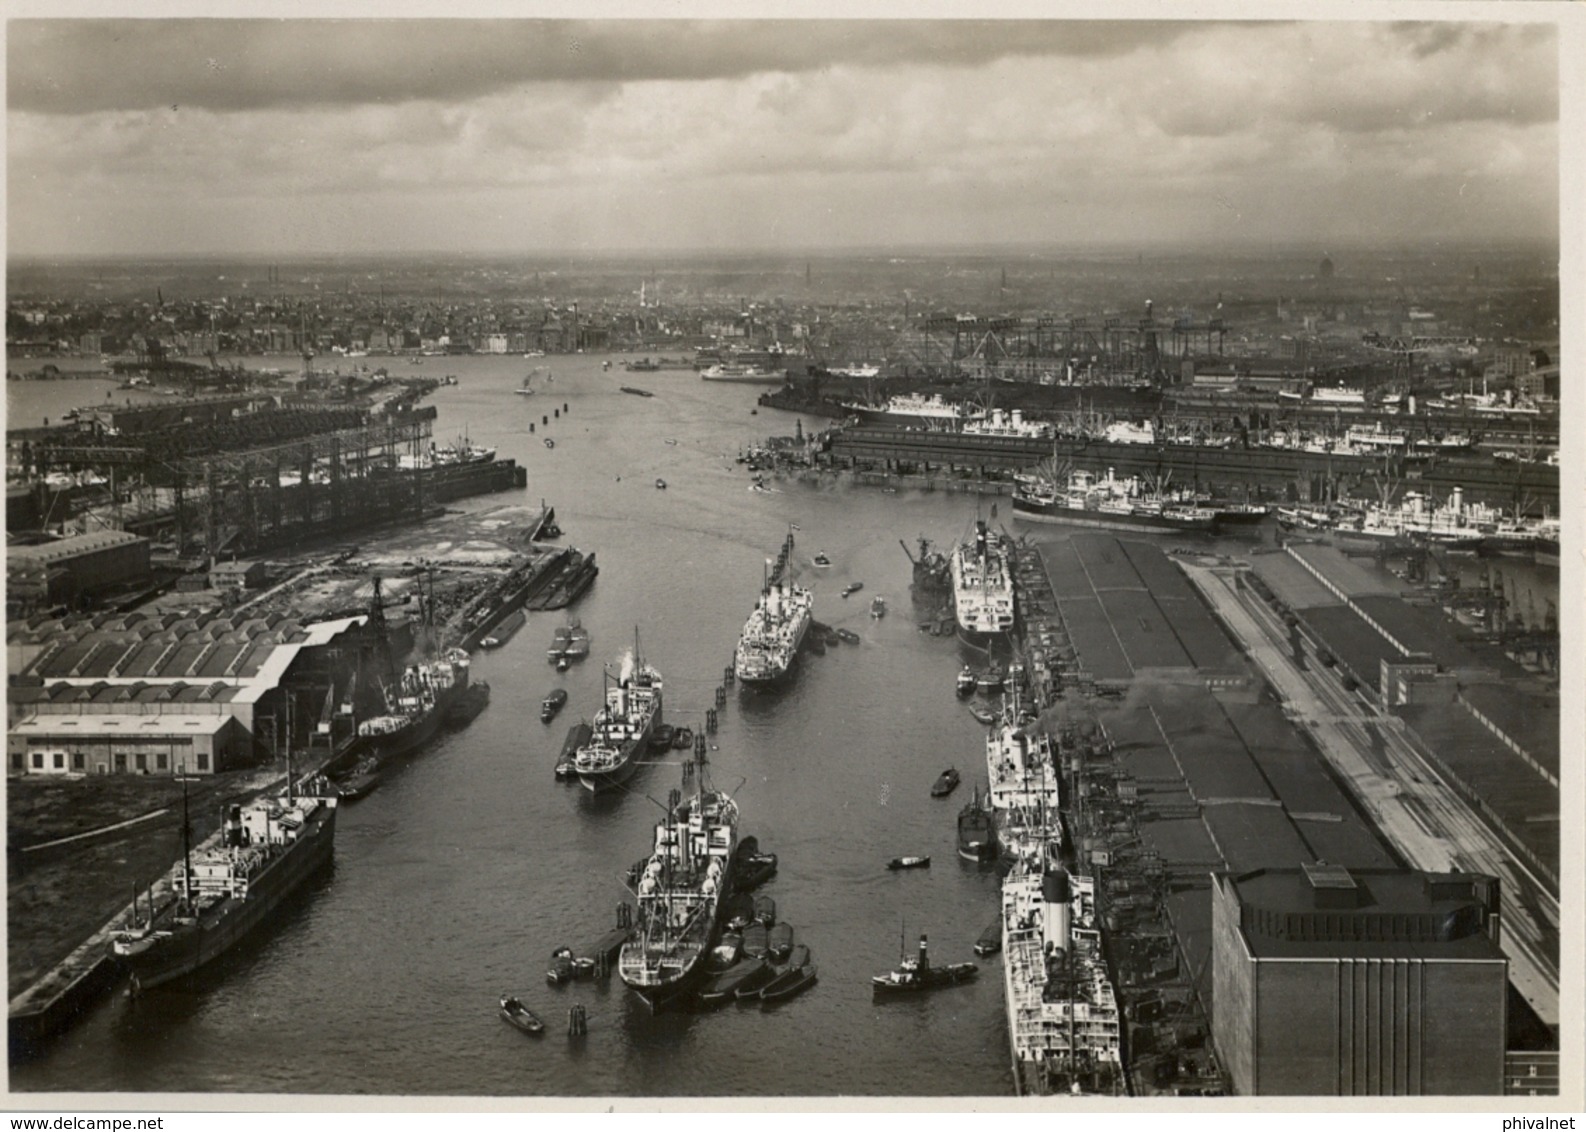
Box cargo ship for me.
[1002,850,1123,1096]
[950,519,1017,652]
[572,638,663,793]
[984,692,1061,865]
[109,784,337,991]
[1011,469,1218,536]
[733,572,814,685]
[619,743,739,1007]
[353,647,474,766]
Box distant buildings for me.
[1211,864,1507,1095]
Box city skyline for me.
[5,16,1562,258]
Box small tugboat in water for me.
[812,551,832,568]
[870,595,887,619]
[872,933,978,999]
[841,582,864,598]
[956,666,977,697]
[930,768,961,797]
[540,689,568,724]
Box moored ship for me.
[957,784,998,863]
[733,574,815,685]
[1012,469,1217,536]
[572,638,663,793]
[354,647,474,766]
[1002,850,1123,1096]
[984,692,1062,864]
[619,745,740,1007]
[109,784,338,991]
[839,391,982,430]
[950,519,1017,651]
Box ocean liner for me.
[950,519,1017,651]
[733,573,814,685]
[572,638,663,793]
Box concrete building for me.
[1211,864,1507,1095]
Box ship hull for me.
[1012,494,1216,535]
[114,804,337,991]
[699,371,787,384]
[576,736,646,793]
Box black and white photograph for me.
[2,5,1578,1109]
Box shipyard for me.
[4,14,1575,1114]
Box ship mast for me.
[178,768,193,912]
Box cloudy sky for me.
[5,17,1561,257]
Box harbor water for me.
[10,357,1023,1096]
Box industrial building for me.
[6,611,371,777]
[1211,865,1507,1095]
[5,530,152,615]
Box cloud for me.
[8,19,1194,115]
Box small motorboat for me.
[973,919,1002,957]
[767,922,794,962]
[754,895,776,926]
[930,767,961,798]
[870,596,887,619]
[835,628,860,645]
[546,947,575,986]
[758,944,816,1003]
[671,726,694,750]
[540,688,568,724]
[499,994,545,1035]
[967,703,998,726]
[556,655,570,672]
[886,855,931,871]
[955,666,977,697]
[841,582,864,598]
[544,438,555,448]
[812,551,833,568]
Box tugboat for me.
[930,768,961,797]
[540,689,568,724]
[871,933,978,998]
[618,741,739,1008]
[956,666,977,697]
[870,595,887,619]
[812,551,833,568]
[841,582,864,599]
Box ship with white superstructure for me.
[950,519,1017,652]
[572,635,663,793]
[840,391,984,430]
[983,690,1062,863]
[733,572,815,685]
[1002,846,1124,1096]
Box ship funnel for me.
[1451,486,1463,516]
[1042,869,1073,950]
[918,933,930,968]
[619,651,635,684]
